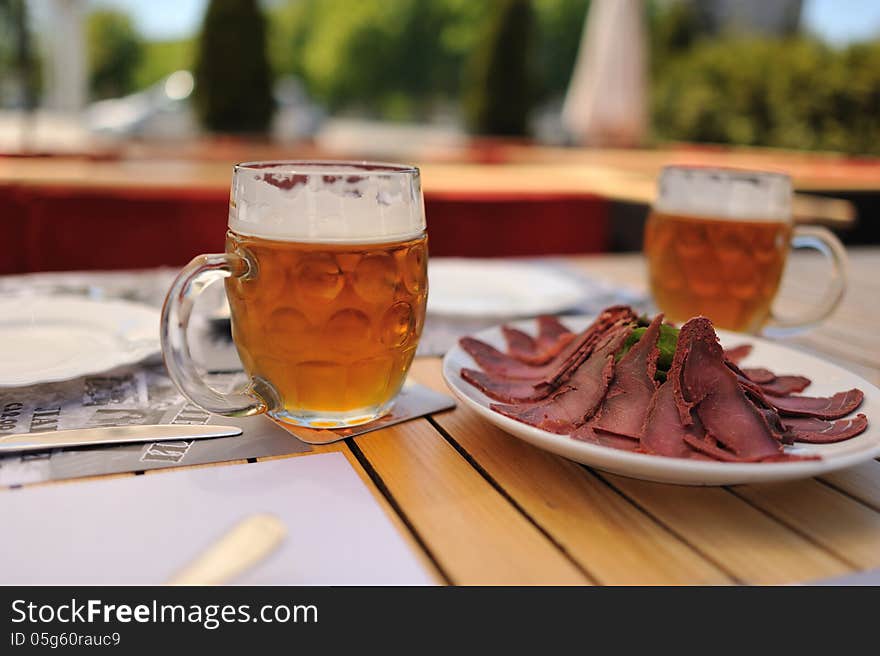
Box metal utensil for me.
[167,514,287,585]
[0,424,243,454]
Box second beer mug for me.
[644,166,847,334]
[161,161,428,428]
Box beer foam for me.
[228,162,426,243]
[655,167,791,222]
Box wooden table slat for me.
[820,461,880,513]
[732,480,880,571]
[599,474,852,584]
[353,420,591,585]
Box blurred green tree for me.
[134,38,195,90]
[651,36,880,155]
[267,0,585,122]
[533,0,590,101]
[0,0,41,107]
[269,0,485,119]
[648,0,702,75]
[194,0,274,134]
[176,0,880,154]
[463,0,535,135]
[86,9,143,100]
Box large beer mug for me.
[162,161,428,428]
[644,166,847,334]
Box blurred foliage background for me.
[649,1,880,154]
[652,37,880,154]
[3,0,880,154]
[86,9,142,99]
[463,0,535,135]
[193,0,274,133]
[77,0,588,123]
[0,0,40,108]
[266,0,587,121]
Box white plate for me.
[442,316,880,485]
[0,297,160,387]
[427,259,584,317]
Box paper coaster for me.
[277,382,456,445]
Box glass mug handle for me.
[764,225,848,337]
[161,253,272,417]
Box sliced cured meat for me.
[681,433,817,462]
[678,318,783,460]
[461,319,612,403]
[724,359,753,382]
[736,382,794,444]
[530,320,577,363]
[681,434,748,462]
[492,356,615,434]
[640,380,707,458]
[740,366,811,395]
[591,313,662,437]
[784,414,868,443]
[491,325,632,434]
[668,320,697,426]
[501,326,537,358]
[471,303,869,463]
[640,321,713,460]
[460,368,554,404]
[538,315,573,340]
[729,362,812,398]
[759,375,811,396]
[460,305,636,380]
[765,389,864,420]
[459,337,539,380]
[758,407,794,444]
[572,314,663,447]
[502,316,576,365]
[741,368,775,384]
[571,425,641,451]
[724,344,752,364]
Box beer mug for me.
[161,161,428,428]
[644,166,847,334]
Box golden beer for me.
[225,230,427,424]
[645,211,790,332]
[161,161,429,433]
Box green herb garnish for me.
[616,323,680,381]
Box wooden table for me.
[8,249,880,585]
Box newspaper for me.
[0,361,317,487]
[0,362,240,438]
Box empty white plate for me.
[427,259,584,318]
[0,296,160,387]
[442,316,880,486]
